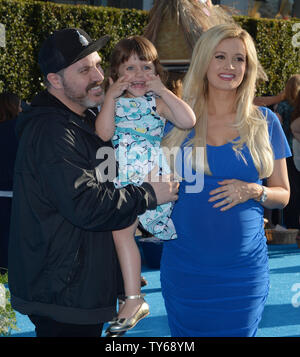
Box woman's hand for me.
[208,179,262,211]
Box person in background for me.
[275,0,293,19]
[275,74,300,145]
[274,74,300,229]
[160,23,290,337]
[291,115,300,170]
[291,116,300,143]
[291,93,300,143]
[8,28,179,337]
[253,90,285,108]
[0,92,21,274]
[290,92,300,226]
[254,75,300,229]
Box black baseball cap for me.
[38,28,110,76]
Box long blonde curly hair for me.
[162,23,274,179]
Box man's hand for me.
[144,166,179,205]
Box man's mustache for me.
[86,81,103,92]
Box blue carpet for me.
[4,244,300,338]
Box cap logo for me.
[76,30,89,46]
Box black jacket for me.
[0,118,18,191]
[8,91,157,324]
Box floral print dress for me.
[112,94,177,240]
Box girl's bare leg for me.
[112,219,144,319]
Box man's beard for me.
[62,78,103,108]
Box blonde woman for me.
[160,23,291,337]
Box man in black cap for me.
[8,28,179,337]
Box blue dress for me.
[160,108,291,337]
[112,95,177,240]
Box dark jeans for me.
[29,315,104,337]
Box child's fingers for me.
[117,75,126,83]
[108,77,114,86]
[107,76,129,98]
[118,74,133,83]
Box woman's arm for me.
[253,91,285,107]
[209,109,290,211]
[208,158,290,211]
[260,158,290,209]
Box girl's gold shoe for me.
[105,330,126,337]
[105,294,149,336]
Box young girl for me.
[95,36,195,336]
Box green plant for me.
[0,0,148,101]
[0,0,299,101]
[0,272,18,336]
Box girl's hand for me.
[208,179,261,211]
[106,75,130,100]
[145,74,166,96]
